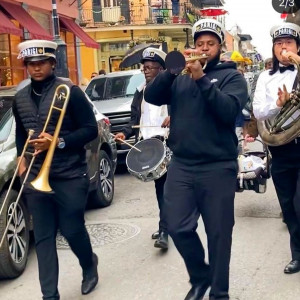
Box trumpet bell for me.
[165,51,186,75]
[165,51,209,75]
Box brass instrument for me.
[257,55,300,146]
[0,84,70,250]
[31,84,70,192]
[182,53,209,75]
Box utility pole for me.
[52,0,69,78]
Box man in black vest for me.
[12,40,99,300]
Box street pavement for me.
[1,157,300,300]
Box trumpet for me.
[0,84,70,250]
[182,53,210,75]
[165,51,209,76]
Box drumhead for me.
[126,138,165,173]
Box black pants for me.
[24,175,94,299]
[154,172,167,232]
[270,141,300,261]
[164,159,236,300]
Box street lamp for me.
[52,0,69,78]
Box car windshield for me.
[86,73,144,101]
[0,109,13,143]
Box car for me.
[0,82,117,279]
[84,70,145,164]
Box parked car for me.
[0,82,117,279]
[85,70,145,164]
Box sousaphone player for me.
[253,22,300,275]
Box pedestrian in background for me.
[114,47,170,250]
[145,19,248,300]
[91,72,98,79]
[13,39,99,299]
[98,69,106,75]
[253,22,300,275]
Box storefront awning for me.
[59,16,99,49]
[0,1,52,40]
[0,10,22,36]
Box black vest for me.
[15,77,87,178]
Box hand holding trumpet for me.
[183,49,208,79]
[165,50,208,79]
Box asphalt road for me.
[1,157,300,300]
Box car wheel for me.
[0,189,30,279]
[90,150,114,208]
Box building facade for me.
[0,0,98,86]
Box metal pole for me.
[183,28,190,49]
[52,0,69,78]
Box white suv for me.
[85,69,145,164]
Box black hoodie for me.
[144,61,248,167]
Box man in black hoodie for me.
[144,19,248,300]
[13,40,99,299]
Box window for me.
[0,109,13,143]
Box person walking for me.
[253,22,300,275]
[114,47,170,249]
[144,19,248,300]
[13,40,99,299]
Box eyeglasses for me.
[274,39,295,47]
[141,66,160,73]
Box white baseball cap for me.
[192,18,225,43]
[17,39,57,62]
[141,47,166,69]
[270,22,300,41]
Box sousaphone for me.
[257,55,300,146]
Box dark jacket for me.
[13,76,98,178]
[121,89,143,142]
[144,61,248,166]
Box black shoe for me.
[154,232,168,249]
[151,230,160,239]
[184,281,210,300]
[81,253,99,295]
[284,260,300,274]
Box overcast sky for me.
[224,0,284,59]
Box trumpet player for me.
[253,23,300,275]
[12,40,99,299]
[144,19,248,300]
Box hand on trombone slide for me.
[29,132,56,156]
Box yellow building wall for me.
[80,29,161,78]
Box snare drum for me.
[126,138,172,182]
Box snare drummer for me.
[114,47,170,249]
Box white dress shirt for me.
[253,68,297,123]
[139,87,169,140]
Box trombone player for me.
[12,40,99,299]
[144,19,248,300]
[253,23,300,275]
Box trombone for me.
[0,84,70,250]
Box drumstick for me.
[110,133,141,152]
[132,125,161,128]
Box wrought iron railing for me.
[79,3,201,27]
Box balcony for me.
[79,2,195,28]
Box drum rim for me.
[126,138,167,175]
